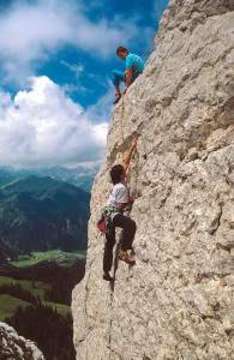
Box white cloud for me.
[0,76,108,168]
[0,0,152,84]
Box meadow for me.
[0,250,86,321]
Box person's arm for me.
[122,136,139,173]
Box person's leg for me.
[112,70,125,104]
[112,214,136,263]
[103,224,116,278]
[120,217,136,251]
[112,70,125,91]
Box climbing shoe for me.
[103,272,113,282]
[119,250,136,265]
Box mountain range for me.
[0,175,90,259]
[0,165,98,192]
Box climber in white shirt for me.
[101,136,138,281]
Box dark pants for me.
[103,213,136,273]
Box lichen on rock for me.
[72,0,234,359]
[0,322,45,360]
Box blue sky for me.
[0,0,168,168]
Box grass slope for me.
[0,251,84,321]
[0,276,49,298]
[0,294,29,321]
[0,253,75,321]
[0,277,70,321]
[11,250,86,268]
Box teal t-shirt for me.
[125,53,144,73]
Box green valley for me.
[0,249,85,360]
[10,249,86,268]
[0,294,29,321]
[0,173,89,360]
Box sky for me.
[0,0,169,169]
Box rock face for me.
[0,322,44,360]
[72,0,234,359]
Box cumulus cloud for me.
[0,0,152,84]
[0,76,108,168]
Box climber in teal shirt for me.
[112,46,144,104]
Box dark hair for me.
[110,164,125,185]
[116,46,129,55]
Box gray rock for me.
[0,322,45,360]
[72,0,234,359]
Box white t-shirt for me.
[107,183,129,208]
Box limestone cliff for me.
[72,0,234,359]
[0,322,44,359]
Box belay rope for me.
[120,96,125,143]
